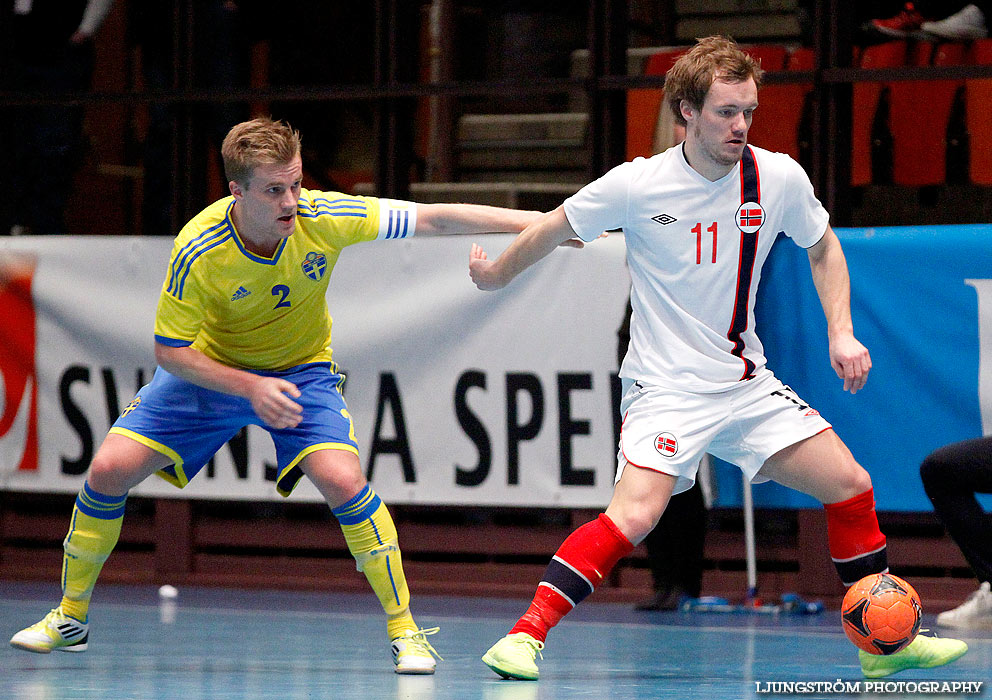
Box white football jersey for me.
[564,143,828,391]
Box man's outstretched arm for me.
[415,202,541,235]
[468,206,579,290]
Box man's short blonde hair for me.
[221,117,302,187]
[664,36,764,127]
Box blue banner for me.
[715,225,992,511]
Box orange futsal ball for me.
[841,573,922,655]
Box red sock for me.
[510,513,633,642]
[824,488,888,585]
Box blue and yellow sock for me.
[332,484,416,639]
[59,481,127,621]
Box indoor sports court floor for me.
[2,581,990,700]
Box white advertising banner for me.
[0,234,630,507]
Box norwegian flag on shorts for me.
[655,432,678,457]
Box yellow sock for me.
[59,482,126,621]
[332,484,416,639]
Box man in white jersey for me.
[470,35,967,681]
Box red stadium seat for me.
[851,41,908,186]
[966,39,992,184]
[626,47,689,160]
[888,42,965,185]
[909,41,935,68]
[747,47,813,160]
[743,44,788,72]
[968,37,992,61]
[788,47,815,71]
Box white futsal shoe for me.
[10,607,89,653]
[392,627,442,674]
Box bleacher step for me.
[352,181,582,211]
[457,113,588,174]
[674,0,797,13]
[569,46,679,80]
[676,14,800,41]
[458,113,587,147]
[411,181,581,210]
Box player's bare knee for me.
[608,506,661,545]
[322,472,369,509]
[838,463,873,500]
[86,454,130,496]
[301,450,366,505]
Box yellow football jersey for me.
[154,189,416,370]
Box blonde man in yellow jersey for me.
[9,117,543,674]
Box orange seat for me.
[909,41,935,67]
[888,42,965,185]
[743,44,788,72]
[788,47,815,71]
[968,37,992,61]
[966,39,992,184]
[851,41,908,186]
[747,47,813,160]
[626,47,688,160]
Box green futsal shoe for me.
[859,632,967,678]
[391,627,442,674]
[482,632,544,680]
[10,607,89,653]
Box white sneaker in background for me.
[921,4,988,40]
[936,581,992,630]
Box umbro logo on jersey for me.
[231,286,251,301]
[651,213,678,226]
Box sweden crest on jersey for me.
[301,251,327,280]
[122,396,141,417]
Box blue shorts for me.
[109,363,358,497]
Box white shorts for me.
[616,370,832,495]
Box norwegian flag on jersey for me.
[736,201,764,233]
